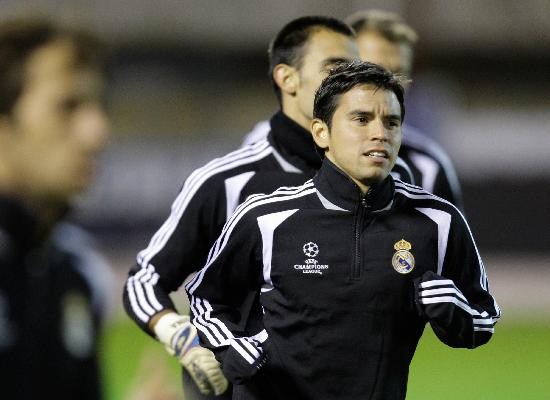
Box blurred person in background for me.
[123,15,364,400]
[0,17,112,399]
[346,9,464,209]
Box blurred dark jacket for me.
[0,195,112,400]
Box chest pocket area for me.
[267,213,353,297]
[360,226,436,310]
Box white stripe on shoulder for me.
[394,184,453,209]
[415,207,451,275]
[225,171,256,221]
[137,140,272,268]
[241,119,270,147]
[316,190,349,211]
[272,147,302,172]
[408,151,439,193]
[258,209,299,293]
[394,180,435,196]
[394,156,414,184]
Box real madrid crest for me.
[392,239,415,274]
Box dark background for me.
[3,0,548,255]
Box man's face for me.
[4,39,109,203]
[294,29,358,127]
[313,84,402,192]
[357,30,413,80]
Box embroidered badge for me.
[293,242,329,275]
[392,239,415,274]
[303,242,319,258]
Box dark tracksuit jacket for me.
[400,124,464,210]
[0,196,109,400]
[186,158,501,400]
[123,111,414,399]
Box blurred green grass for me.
[100,317,550,399]
[408,321,550,400]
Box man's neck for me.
[281,104,311,132]
[0,187,67,240]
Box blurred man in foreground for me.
[0,17,111,399]
[347,9,464,209]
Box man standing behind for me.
[347,9,464,209]
[123,16,359,399]
[0,18,111,399]
[187,61,500,400]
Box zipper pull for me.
[361,189,372,209]
[361,196,371,209]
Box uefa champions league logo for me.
[294,242,327,275]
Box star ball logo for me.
[294,242,328,275]
[303,242,319,258]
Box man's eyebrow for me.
[347,110,402,122]
[322,57,352,68]
[386,113,402,122]
[347,110,374,117]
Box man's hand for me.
[414,270,463,326]
[154,312,228,395]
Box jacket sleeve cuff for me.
[221,339,269,384]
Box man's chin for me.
[362,169,390,185]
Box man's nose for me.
[76,104,110,152]
[369,119,388,141]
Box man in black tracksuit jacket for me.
[186,62,500,399]
[0,19,111,399]
[123,16,414,399]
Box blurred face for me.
[312,84,402,193]
[292,29,358,129]
[357,30,413,81]
[2,39,109,203]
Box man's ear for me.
[311,118,329,150]
[273,64,298,95]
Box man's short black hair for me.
[268,16,355,104]
[313,60,405,129]
[0,17,106,115]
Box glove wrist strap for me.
[153,312,190,346]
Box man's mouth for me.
[364,150,389,159]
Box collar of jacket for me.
[0,194,39,251]
[313,157,395,213]
[267,111,322,172]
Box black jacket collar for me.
[0,195,38,251]
[313,158,395,213]
[267,111,322,172]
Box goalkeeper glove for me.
[154,312,228,395]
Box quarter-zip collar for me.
[267,111,322,172]
[313,157,395,212]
